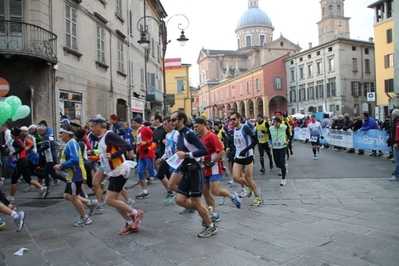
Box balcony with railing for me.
[146,87,163,103]
[0,20,57,64]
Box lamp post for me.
[137,14,189,116]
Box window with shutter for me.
[97,25,105,63]
[0,0,23,32]
[177,80,184,94]
[9,0,22,22]
[117,40,124,72]
[327,83,331,97]
[148,73,156,88]
[116,0,122,16]
[140,68,144,89]
[129,62,133,85]
[66,4,77,50]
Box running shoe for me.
[278,170,282,176]
[228,179,234,185]
[18,176,24,183]
[251,196,262,206]
[126,198,136,207]
[210,213,220,222]
[73,216,92,227]
[280,179,287,186]
[119,223,140,235]
[14,211,26,232]
[130,209,144,228]
[239,189,247,198]
[51,179,60,186]
[95,205,105,213]
[88,200,97,216]
[260,168,265,173]
[247,187,253,198]
[314,155,317,160]
[7,196,15,204]
[0,177,5,189]
[163,193,176,205]
[0,218,5,229]
[389,176,399,181]
[198,225,217,238]
[23,185,36,193]
[41,186,49,199]
[180,208,195,214]
[135,192,150,199]
[231,191,241,209]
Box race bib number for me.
[165,147,173,158]
[234,136,243,146]
[166,153,183,169]
[137,134,142,144]
[257,132,265,141]
[273,140,282,148]
[310,136,318,142]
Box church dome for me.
[236,6,273,29]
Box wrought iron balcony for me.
[146,87,163,103]
[0,20,57,63]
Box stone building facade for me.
[286,0,376,118]
[0,0,166,131]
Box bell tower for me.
[317,0,351,45]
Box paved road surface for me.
[0,141,398,266]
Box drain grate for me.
[19,199,63,208]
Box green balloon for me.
[0,101,11,124]
[5,95,22,118]
[12,105,30,121]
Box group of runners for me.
[0,108,321,238]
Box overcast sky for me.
[161,0,376,86]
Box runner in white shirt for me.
[307,115,324,160]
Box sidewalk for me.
[0,142,398,266]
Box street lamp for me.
[137,15,190,116]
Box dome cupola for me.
[236,0,273,30]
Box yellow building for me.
[368,0,395,117]
[165,58,192,115]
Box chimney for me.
[309,42,312,49]
[369,37,374,43]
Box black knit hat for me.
[74,129,86,139]
[11,127,21,136]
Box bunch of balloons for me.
[0,95,30,124]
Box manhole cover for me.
[19,199,63,208]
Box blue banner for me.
[353,130,390,151]
[293,128,390,151]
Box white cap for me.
[20,126,29,131]
[28,124,37,130]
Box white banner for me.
[326,129,353,147]
[299,128,308,140]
